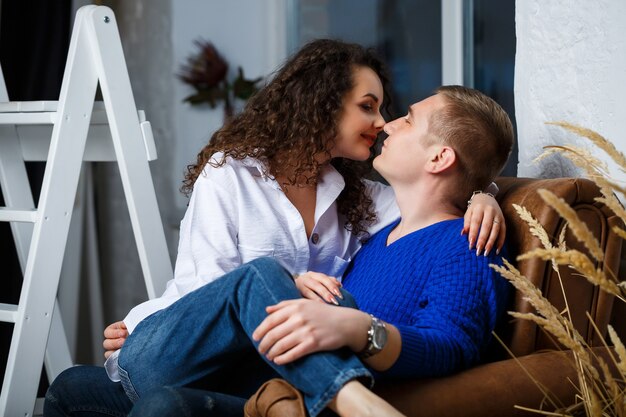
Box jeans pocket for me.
[117,362,140,403]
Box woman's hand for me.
[462,192,506,256]
[294,271,343,305]
[103,321,128,359]
[252,299,368,365]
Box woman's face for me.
[329,66,385,161]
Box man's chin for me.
[372,155,382,169]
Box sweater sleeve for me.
[384,249,507,378]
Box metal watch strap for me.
[359,314,387,359]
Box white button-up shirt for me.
[122,154,399,333]
[105,154,398,381]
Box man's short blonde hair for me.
[428,85,514,207]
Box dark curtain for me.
[0,0,72,396]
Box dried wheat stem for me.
[539,145,609,176]
[514,204,555,250]
[612,226,626,241]
[538,189,604,262]
[493,263,593,368]
[518,249,622,298]
[597,357,622,411]
[607,325,626,378]
[590,175,626,201]
[510,312,593,370]
[587,384,604,417]
[538,143,626,215]
[491,332,563,410]
[596,196,626,227]
[547,122,626,173]
[558,224,568,252]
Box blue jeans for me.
[118,257,371,417]
[44,365,246,416]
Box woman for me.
[45,39,504,417]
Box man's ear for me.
[427,146,456,173]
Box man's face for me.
[373,94,446,184]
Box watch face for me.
[372,321,387,349]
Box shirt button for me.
[311,233,320,244]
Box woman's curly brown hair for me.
[181,39,391,238]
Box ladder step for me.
[0,100,105,113]
[0,303,18,323]
[0,112,56,125]
[0,101,109,125]
[0,101,145,126]
[0,207,38,223]
[0,101,59,113]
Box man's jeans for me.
[117,257,371,417]
[44,365,247,417]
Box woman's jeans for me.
[117,257,370,417]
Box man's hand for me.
[252,299,369,365]
[462,192,506,256]
[103,321,128,359]
[294,271,343,305]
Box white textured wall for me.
[515,0,626,180]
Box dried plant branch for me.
[512,405,572,416]
[514,204,555,250]
[538,189,604,262]
[518,249,623,301]
[495,123,626,416]
[538,143,626,217]
[596,196,626,227]
[558,224,568,252]
[608,325,626,378]
[491,332,564,411]
[492,261,596,377]
[613,227,626,242]
[537,145,609,176]
[547,122,626,174]
[587,388,603,417]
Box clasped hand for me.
[253,298,360,365]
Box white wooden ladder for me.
[0,5,172,416]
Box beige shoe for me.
[244,378,307,417]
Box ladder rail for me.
[0,6,99,415]
[0,70,75,412]
[0,5,173,415]
[89,6,171,299]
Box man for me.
[46,86,514,417]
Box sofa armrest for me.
[376,347,614,417]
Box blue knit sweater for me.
[342,218,510,379]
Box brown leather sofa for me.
[375,176,625,417]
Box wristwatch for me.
[359,315,387,358]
